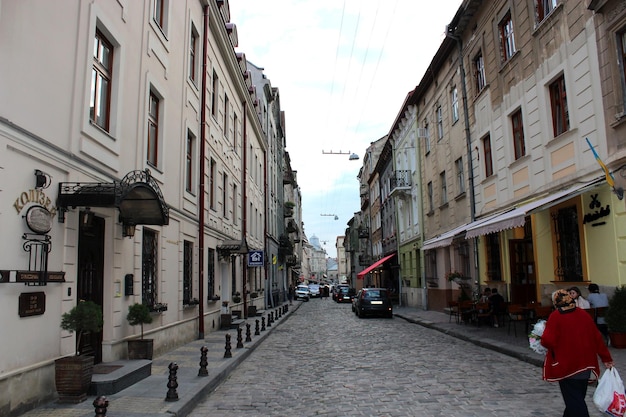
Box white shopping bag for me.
[594,368,626,417]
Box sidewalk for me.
[19,304,626,416]
[21,303,300,417]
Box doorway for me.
[509,239,537,305]
[77,211,104,363]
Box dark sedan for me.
[354,288,393,318]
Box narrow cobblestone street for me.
[188,299,574,417]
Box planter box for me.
[55,355,94,403]
[128,339,154,360]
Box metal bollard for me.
[236,327,244,348]
[245,323,252,342]
[165,362,179,402]
[198,346,208,377]
[224,334,232,358]
[278,308,282,318]
[255,319,260,335]
[93,395,108,417]
[267,313,272,327]
[285,304,288,313]
[261,317,266,331]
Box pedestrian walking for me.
[540,289,614,417]
[288,285,294,305]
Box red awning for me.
[357,253,396,280]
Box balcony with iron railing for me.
[389,170,412,197]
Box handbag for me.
[593,367,626,417]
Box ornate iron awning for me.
[57,169,169,226]
[216,238,248,259]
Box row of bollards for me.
[90,303,291,416]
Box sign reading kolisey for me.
[247,250,264,267]
[19,292,46,317]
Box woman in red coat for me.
[541,289,614,417]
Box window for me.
[619,30,626,109]
[183,241,193,304]
[483,134,493,177]
[427,181,434,212]
[147,90,160,167]
[207,248,215,298]
[436,105,443,140]
[549,75,569,137]
[499,13,516,62]
[553,206,583,281]
[511,109,526,160]
[440,171,447,205]
[535,0,557,25]
[222,173,228,218]
[455,157,465,194]
[212,71,219,117]
[142,229,158,307]
[451,87,459,123]
[454,242,471,277]
[153,0,166,32]
[189,26,198,84]
[209,158,216,210]
[224,94,229,139]
[474,52,486,93]
[423,121,431,154]
[485,234,502,281]
[233,113,238,150]
[232,184,237,225]
[425,251,438,288]
[91,30,113,131]
[185,130,195,194]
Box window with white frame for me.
[451,87,459,123]
[142,229,159,308]
[224,94,229,139]
[185,130,196,194]
[183,240,193,304]
[147,89,161,167]
[153,0,168,35]
[189,24,198,84]
[535,0,558,25]
[222,172,228,218]
[474,52,486,93]
[455,157,465,194]
[618,29,626,112]
[209,158,216,210]
[91,30,113,131]
[499,12,516,62]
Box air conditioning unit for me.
[417,128,429,138]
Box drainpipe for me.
[446,29,479,295]
[197,5,209,339]
[242,101,248,318]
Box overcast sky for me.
[229,0,463,258]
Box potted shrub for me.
[232,292,242,303]
[606,285,626,348]
[126,303,154,359]
[56,300,103,403]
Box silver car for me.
[295,285,310,301]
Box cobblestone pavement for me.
[188,299,580,417]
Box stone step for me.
[89,360,152,396]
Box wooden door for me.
[509,239,537,306]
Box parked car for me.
[333,284,350,302]
[335,285,353,303]
[308,283,321,298]
[354,288,393,318]
[295,284,310,301]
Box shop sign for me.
[583,194,610,226]
[16,271,65,283]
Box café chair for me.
[507,304,528,337]
[448,300,460,324]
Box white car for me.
[295,285,310,301]
[308,283,321,298]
